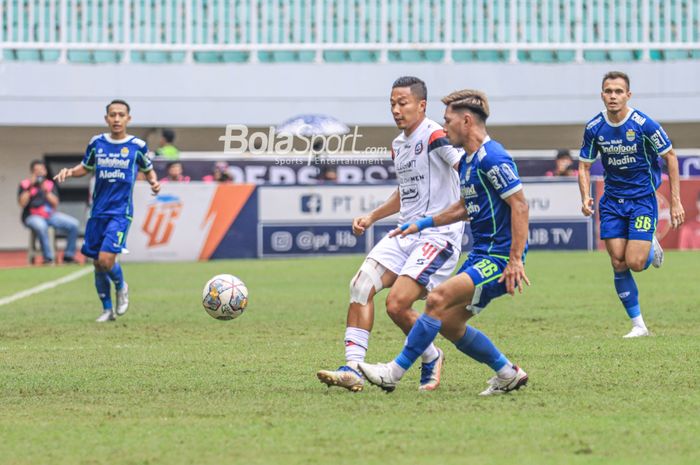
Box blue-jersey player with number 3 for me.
[54,100,161,322]
[578,71,685,338]
[358,89,531,396]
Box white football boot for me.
[651,236,664,268]
[623,326,650,338]
[96,310,116,323]
[115,282,129,316]
[357,362,400,393]
[479,365,528,396]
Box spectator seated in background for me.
[18,160,80,264]
[160,161,191,183]
[155,128,180,160]
[678,191,700,250]
[546,149,578,177]
[203,161,233,183]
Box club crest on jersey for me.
[625,129,635,142]
[414,142,423,155]
[120,147,129,157]
[598,135,605,142]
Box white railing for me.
[1,0,698,63]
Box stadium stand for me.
[1,0,698,64]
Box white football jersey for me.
[391,117,463,247]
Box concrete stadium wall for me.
[1,61,699,126]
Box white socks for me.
[345,327,370,368]
[631,315,647,330]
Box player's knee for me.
[94,258,113,272]
[627,257,646,272]
[425,290,448,318]
[610,256,627,272]
[385,294,412,320]
[349,260,386,305]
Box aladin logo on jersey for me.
[142,194,183,247]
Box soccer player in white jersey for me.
[579,71,684,338]
[54,100,160,322]
[317,76,463,392]
[359,89,530,396]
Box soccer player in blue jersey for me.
[54,100,161,322]
[578,71,685,338]
[358,89,530,395]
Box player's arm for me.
[53,164,89,183]
[578,161,594,216]
[661,148,684,229]
[389,199,468,238]
[498,190,530,295]
[578,125,598,217]
[144,167,161,195]
[352,188,400,235]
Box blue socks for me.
[94,262,126,310]
[107,262,124,291]
[454,326,509,371]
[644,241,655,270]
[94,271,112,310]
[394,314,442,370]
[614,270,641,319]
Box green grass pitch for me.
[1,251,699,465]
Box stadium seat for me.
[608,50,639,61]
[94,51,121,64]
[15,50,42,61]
[41,51,61,62]
[67,51,93,63]
[583,51,609,62]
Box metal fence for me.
[1,0,698,63]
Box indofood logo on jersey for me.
[461,184,478,200]
[142,194,183,247]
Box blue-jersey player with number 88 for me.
[578,71,685,338]
[358,89,531,396]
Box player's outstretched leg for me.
[317,259,394,392]
[608,239,650,337]
[108,261,129,316]
[385,276,445,391]
[452,326,528,396]
[94,266,115,322]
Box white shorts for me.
[367,233,460,291]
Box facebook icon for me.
[301,194,322,213]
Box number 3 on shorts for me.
[475,259,498,277]
[634,216,652,231]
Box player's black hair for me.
[166,161,182,170]
[106,99,131,114]
[602,71,630,91]
[162,128,176,143]
[392,76,427,101]
[29,159,44,170]
[556,149,572,160]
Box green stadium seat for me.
[193,52,223,63]
[67,51,93,63]
[583,51,608,61]
[40,51,61,62]
[16,50,42,61]
[221,52,250,63]
[608,50,639,61]
[3,50,17,61]
[323,51,348,62]
[521,51,557,63]
[663,50,691,61]
[94,51,121,63]
[555,51,577,62]
[348,51,378,62]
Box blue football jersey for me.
[82,134,153,218]
[459,137,524,256]
[580,109,672,199]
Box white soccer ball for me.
[201,274,249,321]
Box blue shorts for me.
[599,193,657,242]
[81,216,132,259]
[457,253,511,314]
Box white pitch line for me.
[0,267,92,307]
